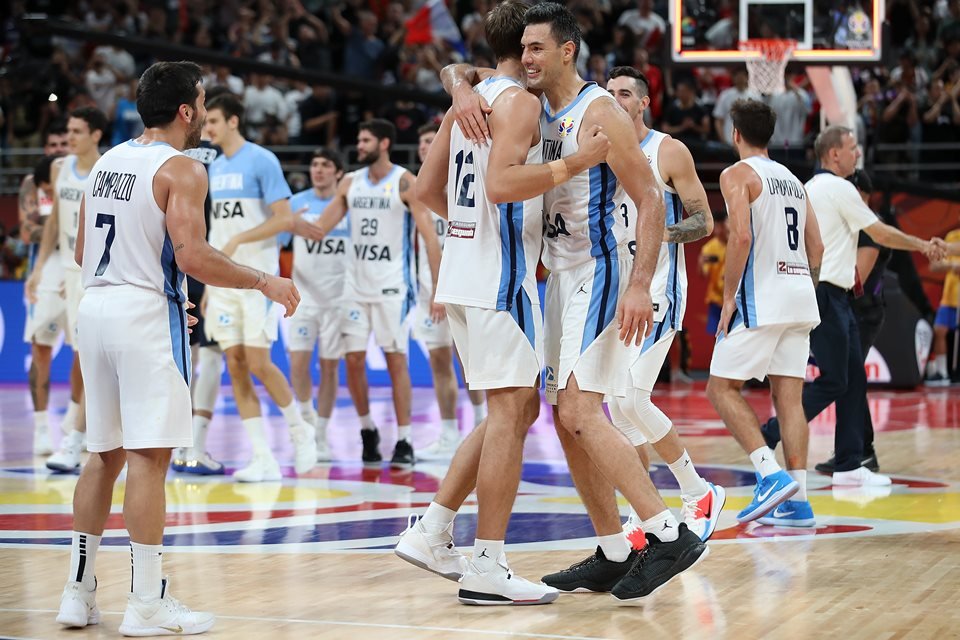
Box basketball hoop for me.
[739,39,796,95]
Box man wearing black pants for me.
[761,127,944,486]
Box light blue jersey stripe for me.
[508,288,537,349]
[737,211,758,327]
[496,201,526,311]
[402,211,415,318]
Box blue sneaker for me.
[756,500,815,527]
[170,448,187,473]
[180,452,225,476]
[736,471,798,523]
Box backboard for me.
[670,0,884,64]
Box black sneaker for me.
[610,523,709,601]
[390,439,415,468]
[361,429,382,464]
[541,546,639,592]
[814,452,879,474]
[760,417,781,450]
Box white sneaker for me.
[34,424,54,456]
[395,514,468,581]
[458,558,559,606]
[315,432,331,462]
[46,439,83,473]
[233,454,282,482]
[56,580,99,628]
[680,482,726,542]
[833,467,892,486]
[290,424,318,474]
[417,431,461,460]
[118,579,215,637]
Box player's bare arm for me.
[220,197,313,258]
[441,63,496,142]
[716,163,758,337]
[586,98,665,345]
[26,159,64,303]
[416,109,454,218]
[803,194,824,288]
[402,170,445,322]
[485,89,608,203]
[315,175,352,237]
[18,175,44,244]
[863,218,944,261]
[160,156,301,317]
[659,138,713,244]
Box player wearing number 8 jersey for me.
[706,99,823,528]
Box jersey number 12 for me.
[453,150,475,207]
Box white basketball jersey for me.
[57,155,92,273]
[541,83,629,273]
[290,188,349,307]
[343,165,415,308]
[80,140,185,301]
[208,141,292,274]
[416,210,446,298]
[435,76,544,311]
[621,129,688,328]
[725,156,819,328]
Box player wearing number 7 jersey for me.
[58,61,300,636]
[706,99,823,528]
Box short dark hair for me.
[729,99,776,147]
[44,119,67,141]
[69,107,109,137]
[814,125,854,161]
[524,2,581,60]
[485,0,528,62]
[358,118,396,151]
[137,61,203,128]
[206,92,245,130]
[34,155,59,186]
[204,84,233,103]
[417,122,440,137]
[609,65,650,98]
[313,147,344,172]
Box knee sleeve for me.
[608,399,648,446]
[192,347,222,414]
[617,389,672,444]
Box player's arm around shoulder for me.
[416,109,454,218]
[659,137,713,243]
[484,88,546,204]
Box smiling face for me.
[606,75,647,122]
[521,23,572,91]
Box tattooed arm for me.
[659,137,713,244]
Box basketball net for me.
[739,39,796,95]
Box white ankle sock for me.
[440,419,458,439]
[189,415,210,458]
[242,417,271,457]
[358,413,376,431]
[63,401,81,433]
[749,446,782,478]
[130,542,163,601]
[34,411,49,431]
[279,401,305,428]
[472,538,504,572]
[788,469,808,501]
[421,501,456,532]
[668,450,708,498]
[935,354,948,377]
[397,424,411,442]
[597,532,631,562]
[316,416,330,432]
[641,509,680,542]
[68,531,100,589]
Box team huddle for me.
[28,1,860,635]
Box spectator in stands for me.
[584,53,608,84]
[921,78,960,181]
[891,51,930,99]
[699,210,728,337]
[298,85,338,147]
[243,73,288,142]
[381,98,428,146]
[713,67,758,145]
[617,0,667,50]
[878,76,919,178]
[933,36,960,84]
[332,5,386,81]
[91,44,135,81]
[769,75,813,165]
[633,47,663,120]
[110,78,143,146]
[84,51,119,119]
[662,79,710,144]
[905,10,940,75]
[606,25,638,69]
[285,80,311,145]
[203,65,245,96]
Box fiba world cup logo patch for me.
[558,117,576,138]
[845,9,871,48]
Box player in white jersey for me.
[202,92,323,481]
[705,99,824,527]
[28,107,109,473]
[313,119,442,468]
[412,123,487,459]
[287,148,348,462]
[57,60,299,636]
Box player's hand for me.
[25,272,40,304]
[222,237,240,258]
[452,82,491,143]
[430,298,446,323]
[579,125,610,167]
[616,282,653,346]
[291,207,325,240]
[716,299,737,339]
[925,238,948,262]
[261,275,301,317]
[185,300,199,334]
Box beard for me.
[185,119,203,149]
[357,148,380,166]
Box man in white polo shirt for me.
[760,125,945,487]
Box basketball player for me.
[287,148,348,462]
[19,126,68,455]
[203,92,321,481]
[28,107,109,473]
[57,60,299,635]
[312,119,442,468]
[598,66,725,546]
[412,123,487,458]
[705,99,824,527]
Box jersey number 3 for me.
[94,213,116,276]
[453,150,475,207]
